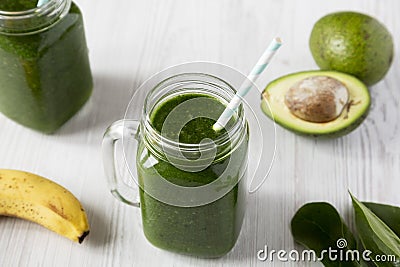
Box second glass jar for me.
[0,0,93,133]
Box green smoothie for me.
[0,1,92,133]
[137,93,248,257]
[0,1,37,11]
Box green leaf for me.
[291,202,360,267]
[357,238,378,267]
[363,202,400,238]
[350,193,400,267]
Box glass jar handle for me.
[102,119,140,207]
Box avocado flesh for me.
[261,71,370,137]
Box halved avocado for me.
[261,70,370,137]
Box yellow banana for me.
[0,169,89,243]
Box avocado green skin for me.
[310,11,393,86]
[265,106,370,138]
[260,70,371,138]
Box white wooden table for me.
[1,0,399,266]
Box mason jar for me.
[0,0,93,133]
[103,73,249,258]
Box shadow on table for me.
[83,198,115,248]
[56,73,144,139]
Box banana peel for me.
[0,169,89,243]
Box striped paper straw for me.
[37,0,49,7]
[213,37,282,131]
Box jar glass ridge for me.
[0,0,71,35]
[140,73,247,164]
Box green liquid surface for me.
[0,0,37,11]
[137,93,247,257]
[150,93,228,144]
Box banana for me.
[0,169,89,243]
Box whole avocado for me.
[310,11,393,86]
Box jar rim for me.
[0,0,71,35]
[141,72,247,161]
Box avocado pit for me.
[284,76,349,123]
